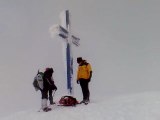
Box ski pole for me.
[52,89,56,97]
[38,107,42,112]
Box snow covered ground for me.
[1,91,160,120]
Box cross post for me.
[50,10,80,95]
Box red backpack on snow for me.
[59,96,79,106]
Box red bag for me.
[59,96,79,106]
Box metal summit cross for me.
[50,10,80,95]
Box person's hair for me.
[77,57,83,63]
[46,68,54,73]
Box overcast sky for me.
[1,0,160,117]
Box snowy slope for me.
[1,91,160,120]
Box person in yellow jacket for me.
[77,57,92,104]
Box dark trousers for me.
[49,89,54,104]
[79,79,90,101]
[41,89,53,104]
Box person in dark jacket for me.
[76,57,92,104]
[41,68,57,111]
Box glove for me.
[77,80,80,84]
[52,84,57,91]
[54,85,57,91]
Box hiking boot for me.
[85,99,90,103]
[85,98,90,103]
[79,100,89,105]
[43,107,52,112]
[50,102,56,105]
[80,100,85,104]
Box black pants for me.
[41,89,53,104]
[79,79,90,101]
[48,89,54,104]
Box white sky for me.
[0,0,160,118]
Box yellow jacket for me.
[77,61,92,80]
